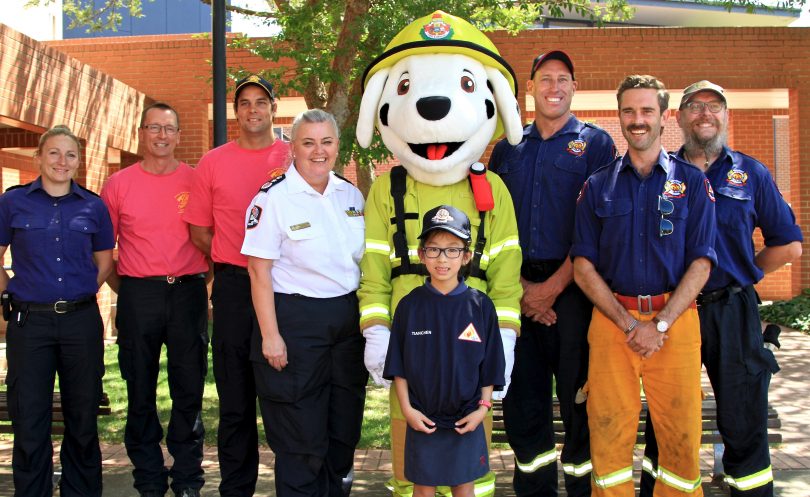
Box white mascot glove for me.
[492,328,517,401]
[363,324,391,388]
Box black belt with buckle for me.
[697,285,744,306]
[213,263,249,276]
[138,273,207,284]
[12,296,96,314]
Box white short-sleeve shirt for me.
[241,164,365,297]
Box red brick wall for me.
[42,27,810,300]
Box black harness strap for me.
[390,166,411,274]
[388,165,488,281]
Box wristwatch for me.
[478,399,493,410]
[652,316,669,334]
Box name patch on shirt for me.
[345,207,364,217]
[662,179,686,199]
[726,168,748,187]
[458,323,481,342]
[246,205,262,229]
[567,139,587,157]
[411,330,432,336]
[289,222,311,231]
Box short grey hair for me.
[290,109,339,141]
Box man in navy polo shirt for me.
[572,75,716,496]
[639,80,802,497]
[489,49,616,497]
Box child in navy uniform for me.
[383,205,505,497]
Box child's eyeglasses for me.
[423,247,465,259]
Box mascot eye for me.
[461,75,475,93]
[397,79,410,95]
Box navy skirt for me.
[404,423,489,487]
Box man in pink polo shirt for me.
[102,102,209,497]
[183,75,290,497]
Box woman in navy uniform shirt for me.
[0,125,115,497]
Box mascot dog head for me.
[356,11,523,186]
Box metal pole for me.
[212,0,227,147]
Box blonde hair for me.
[36,125,81,156]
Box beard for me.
[682,122,727,159]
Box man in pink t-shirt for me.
[183,75,290,497]
[101,103,209,497]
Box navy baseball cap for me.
[418,205,471,241]
[530,50,575,80]
[234,74,275,103]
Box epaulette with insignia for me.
[333,172,354,186]
[259,174,286,193]
[4,182,32,193]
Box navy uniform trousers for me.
[641,285,778,497]
[503,261,593,497]
[210,265,261,497]
[116,276,208,495]
[6,302,104,497]
[253,292,368,497]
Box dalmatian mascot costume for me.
[356,11,523,497]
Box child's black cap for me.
[418,205,471,241]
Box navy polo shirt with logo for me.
[675,146,802,292]
[489,116,616,261]
[0,178,115,302]
[571,150,718,296]
[383,280,505,429]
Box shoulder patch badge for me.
[567,139,587,157]
[726,168,748,187]
[663,179,687,199]
[246,205,262,230]
[458,323,481,343]
[704,178,716,202]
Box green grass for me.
[97,344,392,448]
[759,289,810,333]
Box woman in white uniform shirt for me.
[242,109,368,497]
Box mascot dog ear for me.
[356,68,389,148]
[485,66,523,146]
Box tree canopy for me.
[31,0,807,192]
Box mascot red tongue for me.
[426,143,447,161]
[355,10,524,497]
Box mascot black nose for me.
[416,96,451,121]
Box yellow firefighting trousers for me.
[587,308,703,497]
[388,385,496,497]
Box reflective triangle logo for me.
[458,323,481,342]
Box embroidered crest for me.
[175,191,190,213]
[421,13,453,40]
[704,178,716,202]
[663,179,687,199]
[246,205,262,229]
[567,139,587,157]
[431,208,454,224]
[726,168,748,187]
[458,323,481,342]
[345,207,364,217]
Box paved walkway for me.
[1,326,808,495]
